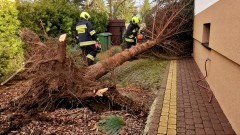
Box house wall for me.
[194,0,240,134]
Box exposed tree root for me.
[0,29,147,134]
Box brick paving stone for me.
[212,123,223,131]
[223,126,236,135]
[159,121,168,127]
[177,116,185,122]
[167,129,177,134]
[214,130,225,135]
[221,122,232,127]
[177,121,186,128]
[177,127,186,133]
[200,111,209,117]
[149,122,159,131]
[150,118,160,125]
[186,124,195,130]
[184,107,192,113]
[168,118,177,125]
[158,126,167,134]
[195,128,206,134]
[211,119,220,124]
[208,113,218,120]
[185,118,194,125]
[201,116,210,121]
[177,133,187,135]
[186,129,196,135]
[152,112,161,120]
[193,111,201,117]
[194,117,203,124]
[176,59,236,135]
[204,128,215,135]
[148,129,158,135]
[147,59,236,135]
[177,112,184,117]
[185,112,193,118]
[195,123,204,128]
[203,120,213,128]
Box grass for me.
[115,57,168,90]
[98,115,125,135]
[97,46,122,60]
[97,45,169,91]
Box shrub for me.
[17,0,80,45]
[87,10,109,33]
[0,0,24,80]
[98,115,125,135]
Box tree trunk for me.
[84,40,157,80]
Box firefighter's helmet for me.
[80,12,91,20]
[132,16,140,24]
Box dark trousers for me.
[81,45,97,65]
[121,41,136,50]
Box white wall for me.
[195,0,219,15]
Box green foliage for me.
[87,10,108,33]
[17,0,109,45]
[112,0,137,22]
[0,0,24,80]
[98,115,125,135]
[17,0,80,44]
[91,0,108,12]
[140,0,151,21]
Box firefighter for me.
[122,16,140,50]
[75,11,99,66]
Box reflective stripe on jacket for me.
[125,38,135,42]
[76,19,97,46]
[86,54,95,61]
[79,41,96,46]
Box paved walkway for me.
[145,59,236,135]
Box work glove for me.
[95,42,101,53]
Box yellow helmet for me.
[80,12,91,20]
[132,16,140,24]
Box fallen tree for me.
[0,0,193,134]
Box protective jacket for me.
[124,21,140,43]
[76,19,97,47]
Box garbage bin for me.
[97,33,112,52]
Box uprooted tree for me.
[0,0,193,134]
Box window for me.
[202,23,211,48]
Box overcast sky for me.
[136,0,154,7]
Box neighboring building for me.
[194,0,240,134]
